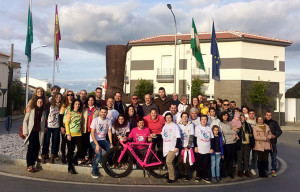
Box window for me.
[274,56,279,71]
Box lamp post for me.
[167,4,177,94]
[276,93,283,126]
[25,45,47,107]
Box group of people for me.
[22,85,282,184]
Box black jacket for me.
[264,118,282,144]
[237,121,255,149]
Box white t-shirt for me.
[189,117,201,126]
[112,122,130,137]
[107,109,119,124]
[47,105,60,128]
[178,103,188,113]
[90,117,112,142]
[207,116,221,129]
[195,124,214,154]
[162,123,181,157]
[162,111,182,124]
[178,122,195,148]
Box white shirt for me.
[162,122,181,157]
[112,122,130,137]
[107,109,119,124]
[207,116,221,129]
[189,117,201,126]
[195,124,214,154]
[47,105,60,128]
[162,111,182,124]
[178,121,195,148]
[178,103,188,113]
[90,117,112,142]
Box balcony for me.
[157,68,174,83]
[192,68,210,83]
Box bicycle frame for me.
[118,140,162,168]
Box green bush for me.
[191,77,204,98]
[249,77,270,114]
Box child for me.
[230,113,241,140]
[178,95,188,113]
[162,113,181,183]
[210,125,224,182]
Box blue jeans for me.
[91,140,110,173]
[211,153,221,178]
[269,143,277,171]
[42,128,60,155]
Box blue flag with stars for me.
[211,21,221,81]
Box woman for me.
[185,97,200,114]
[112,114,130,147]
[81,95,99,166]
[125,105,138,131]
[236,114,254,177]
[25,87,48,113]
[241,105,250,121]
[41,93,63,164]
[219,111,239,178]
[253,115,272,178]
[23,97,47,172]
[65,99,83,174]
[59,90,75,164]
[161,113,181,183]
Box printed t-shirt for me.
[195,124,214,154]
[112,122,130,137]
[48,105,60,128]
[128,127,151,149]
[162,111,182,124]
[178,122,195,148]
[162,123,181,157]
[90,117,112,142]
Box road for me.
[0,120,299,192]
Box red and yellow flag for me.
[54,4,61,60]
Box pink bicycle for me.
[102,139,168,178]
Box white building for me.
[0,52,9,117]
[20,77,51,92]
[124,31,292,124]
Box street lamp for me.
[276,93,283,126]
[25,45,47,107]
[167,4,177,94]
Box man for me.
[201,96,207,104]
[247,109,257,176]
[171,93,180,106]
[114,92,126,114]
[79,90,87,109]
[128,94,144,118]
[217,99,223,110]
[154,87,171,115]
[49,85,61,102]
[189,107,201,126]
[162,103,181,123]
[229,101,236,119]
[142,94,158,116]
[90,106,113,178]
[264,111,282,177]
[106,98,119,124]
[178,95,188,113]
[194,115,214,183]
[221,99,232,120]
[95,87,106,108]
[143,108,165,159]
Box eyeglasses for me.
[132,98,138,100]
[223,104,229,106]
[67,94,74,96]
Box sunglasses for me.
[132,98,138,100]
[223,104,229,106]
[67,94,74,96]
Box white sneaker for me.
[250,169,256,176]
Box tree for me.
[285,81,300,98]
[7,80,25,115]
[191,77,204,98]
[87,91,96,97]
[249,77,270,115]
[134,79,153,101]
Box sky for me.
[0,0,299,92]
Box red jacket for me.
[143,114,165,134]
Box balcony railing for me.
[157,68,174,83]
[192,68,210,83]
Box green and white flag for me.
[191,18,205,71]
[25,0,33,62]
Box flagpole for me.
[209,18,214,100]
[25,58,30,106]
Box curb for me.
[0,154,287,187]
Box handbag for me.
[19,125,26,139]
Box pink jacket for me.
[253,124,272,152]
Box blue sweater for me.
[210,132,224,156]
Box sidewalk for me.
[0,114,24,123]
[281,122,300,132]
[0,154,285,186]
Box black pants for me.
[67,136,83,166]
[152,134,163,160]
[82,132,93,160]
[195,153,210,179]
[26,132,40,167]
[237,144,251,172]
[223,143,236,176]
[61,133,67,158]
[257,150,269,162]
[177,152,191,177]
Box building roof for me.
[0,52,10,57]
[128,31,292,47]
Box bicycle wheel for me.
[146,153,168,178]
[102,146,133,178]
